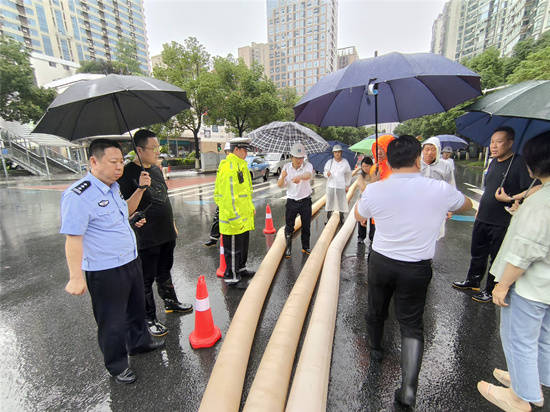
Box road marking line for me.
[467,188,484,195]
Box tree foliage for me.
[79,38,143,75]
[302,124,375,146]
[152,38,217,162]
[461,47,506,90]
[507,46,550,83]
[206,56,289,136]
[0,36,56,123]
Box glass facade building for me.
[267,0,338,95]
[0,0,149,73]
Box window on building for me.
[42,36,54,56]
[35,5,49,33]
[55,10,66,34]
[60,38,71,61]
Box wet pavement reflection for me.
[0,167,548,411]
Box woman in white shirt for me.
[477,131,550,412]
[324,145,352,223]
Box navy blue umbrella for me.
[456,112,550,153]
[432,134,468,150]
[307,140,357,173]
[294,52,481,161]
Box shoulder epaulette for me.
[72,181,91,195]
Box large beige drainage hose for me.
[242,212,341,412]
[243,183,358,412]
[286,201,358,412]
[199,195,326,412]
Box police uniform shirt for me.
[60,172,138,271]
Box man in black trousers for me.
[452,127,534,302]
[119,130,192,338]
[355,135,472,408]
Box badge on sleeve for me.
[98,200,109,207]
[72,181,91,195]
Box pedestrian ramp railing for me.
[1,122,84,177]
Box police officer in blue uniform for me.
[60,139,164,384]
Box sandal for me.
[477,381,531,412]
[493,369,511,387]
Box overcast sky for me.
[143,0,447,59]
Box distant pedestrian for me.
[420,137,456,239]
[324,145,351,223]
[118,130,193,339]
[441,146,455,171]
[367,134,396,240]
[278,142,313,258]
[214,138,255,287]
[452,127,535,303]
[60,139,163,385]
[204,142,232,247]
[352,156,375,243]
[421,137,455,186]
[477,131,550,411]
[355,135,472,408]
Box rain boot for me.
[326,211,332,224]
[285,234,292,258]
[367,322,384,361]
[158,280,192,314]
[395,337,424,408]
[452,272,482,291]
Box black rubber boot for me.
[452,273,482,291]
[367,323,384,361]
[326,211,332,223]
[395,337,424,408]
[284,234,292,258]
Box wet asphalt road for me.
[1,166,548,412]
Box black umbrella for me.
[33,74,191,165]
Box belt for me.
[288,196,311,203]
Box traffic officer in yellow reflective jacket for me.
[60,139,164,385]
[214,137,256,287]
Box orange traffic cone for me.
[216,235,226,278]
[189,275,222,349]
[263,204,276,234]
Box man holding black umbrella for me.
[118,130,193,337]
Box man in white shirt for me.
[441,146,455,171]
[324,145,352,223]
[278,142,313,258]
[355,135,472,409]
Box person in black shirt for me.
[118,130,192,337]
[452,127,535,303]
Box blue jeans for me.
[500,288,550,403]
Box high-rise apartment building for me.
[0,0,149,73]
[432,0,550,61]
[337,46,358,69]
[238,42,270,77]
[267,0,338,95]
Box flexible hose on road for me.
[286,201,359,412]
[242,182,358,412]
[198,194,327,412]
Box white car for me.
[263,152,291,176]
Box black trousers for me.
[85,258,151,375]
[209,207,220,240]
[223,231,250,280]
[285,197,312,249]
[367,251,433,341]
[139,240,177,320]
[467,220,507,292]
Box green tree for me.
[303,124,373,146]
[115,38,143,75]
[207,56,287,136]
[507,46,550,83]
[462,47,506,90]
[78,59,126,74]
[152,38,217,165]
[78,38,143,75]
[0,36,56,123]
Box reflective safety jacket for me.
[214,153,255,235]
